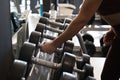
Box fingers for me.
[39,42,46,52]
[39,41,56,55]
[103,33,115,45]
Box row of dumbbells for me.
[9,12,96,80]
[24,13,96,80]
[17,34,95,80]
[37,13,95,80]
[40,12,96,57]
[6,12,71,80]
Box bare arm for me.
[41,0,103,54]
[53,0,103,47]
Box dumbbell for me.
[42,12,72,28]
[35,22,63,34]
[19,42,94,80]
[55,18,72,24]
[7,59,27,80]
[55,18,72,30]
[35,24,93,60]
[43,12,50,18]
[35,24,91,63]
[82,33,94,43]
[29,31,74,63]
[29,31,91,69]
[82,33,96,56]
[35,23,73,42]
[39,16,68,29]
[29,31,74,53]
[60,72,77,80]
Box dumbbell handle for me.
[33,32,88,61]
[32,57,61,69]
[39,17,65,28]
[41,32,56,40]
[49,20,64,28]
[32,57,84,73]
[74,67,84,73]
[39,33,82,53]
[45,25,63,34]
[37,23,63,34]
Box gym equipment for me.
[32,31,90,69]
[82,33,96,56]
[29,30,91,69]
[49,18,95,57]
[76,63,94,80]
[55,18,72,24]
[35,23,72,41]
[19,42,93,80]
[20,31,74,63]
[82,33,94,43]
[29,31,74,63]
[35,23,63,34]
[60,72,77,80]
[29,31,74,51]
[35,22,91,56]
[7,59,27,80]
[39,16,68,29]
[84,40,96,56]
[28,31,91,70]
[43,12,50,18]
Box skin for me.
[40,0,120,54]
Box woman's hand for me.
[40,41,57,55]
[103,29,115,45]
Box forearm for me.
[52,17,87,47]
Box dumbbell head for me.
[83,64,94,77]
[7,59,27,80]
[76,54,90,69]
[61,52,76,73]
[43,12,50,18]
[82,33,94,43]
[31,52,76,71]
[60,72,77,80]
[31,29,56,43]
[84,40,96,56]
[19,42,36,63]
[39,17,65,28]
[19,41,93,80]
[35,23,63,34]
[35,23,45,34]
[39,17,48,24]
[29,31,74,54]
[77,63,94,80]
[29,31,42,46]
[62,41,74,53]
[56,18,72,24]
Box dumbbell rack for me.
[22,12,96,80]
[27,21,61,80]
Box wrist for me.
[52,38,63,48]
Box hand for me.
[40,41,57,55]
[103,29,115,45]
